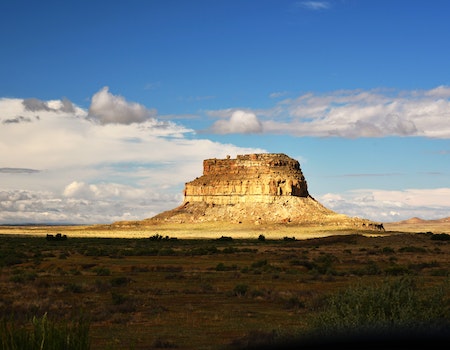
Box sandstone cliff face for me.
[184,153,309,205]
[150,153,377,228]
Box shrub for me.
[398,246,427,253]
[9,269,37,283]
[381,246,395,254]
[290,259,315,270]
[187,246,218,256]
[431,233,450,241]
[215,263,237,271]
[149,234,173,241]
[352,260,381,276]
[310,277,449,335]
[283,295,306,310]
[233,284,249,296]
[110,276,131,287]
[312,254,338,275]
[94,267,111,276]
[408,261,440,271]
[152,337,178,348]
[384,265,411,276]
[430,269,449,276]
[217,236,233,241]
[111,291,127,305]
[65,283,84,293]
[1,251,26,266]
[251,259,268,268]
[83,247,107,257]
[45,233,68,241]
[222,246,238,254]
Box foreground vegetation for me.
[0,232,449,349]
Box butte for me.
[145,153,380,230]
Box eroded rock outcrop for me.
[184,153,309,205]
[150,153,378,228]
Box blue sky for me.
[1,0,449,224]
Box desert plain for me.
[0,218,449,349]
[0,215,449,238]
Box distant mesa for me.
[395,216,450,225]
[401,217,427,224]
[142,153,380,229]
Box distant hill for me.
[384,216,450,233]
[397,217,427,224]
[394,216,450,224]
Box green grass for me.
[0,313,90,350]
[310,276,449,335]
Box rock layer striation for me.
[150,153,378,228]
[184,153,309,205]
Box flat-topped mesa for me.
[184,153,310,205]
[143,152,382,228]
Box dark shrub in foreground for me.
[310,276,449,335]
[431,233,450,241]
[0,313,90,350]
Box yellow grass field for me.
[0,223,383,239]
[1,218,449,240]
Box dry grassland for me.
[0,221,397,240]
[0,221,449,349]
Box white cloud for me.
[298,1,330,10]
[88,86,157,124]
[0,92,265,224]
[209,110,263,134]
[220,86,450,138]
[319,188,450,222]
[2,86,449,224]
[0,188,182,225]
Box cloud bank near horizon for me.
[319,188,450,222]
[209,86,450,138]
[1,86,449,224]
[0,87,265,224]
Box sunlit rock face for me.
[147,153,376,228]
[184,153,309,205]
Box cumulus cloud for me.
[222,86,450,138]
[22,97,76,113]
[209,110,263,134]
[63,181,156,200]
[0,188,183,225]
[23,98,52,112]
[60,98,76,113]
[88,86,157,124]
[2,86,449,224]
[0,92,265,224]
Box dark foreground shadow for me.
[230,328,450,350]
